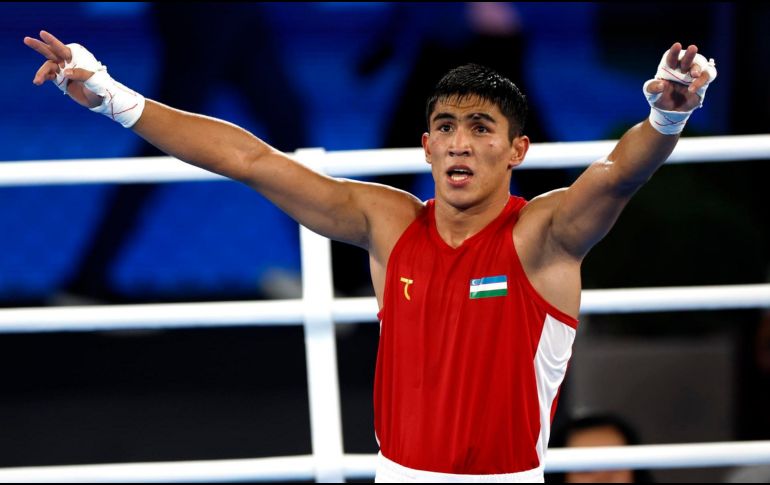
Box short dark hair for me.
[546,412,655,484]
[554,413,642,447]
[425,63,528,142]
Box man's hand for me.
[644,42,713,112]
[24,30,102,108]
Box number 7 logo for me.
[400,277,414,301]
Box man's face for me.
[422,95,527,211]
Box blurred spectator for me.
[368,3,562,203]
[381,3,549,150]
[736,266,770,441]
[755,306,770,376]
[731,5,770,447]
[723,464,770,483]
[67,3,308,301]
[547,412,654,483]
[147,3,308,153]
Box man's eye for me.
[474,125,489,133]
[438,124,452,133]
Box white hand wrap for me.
[644,49,717,135]
[643,79,692,135]
[55,43,145,129]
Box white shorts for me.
[374,452,544,483]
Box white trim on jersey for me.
[533,314,576,466]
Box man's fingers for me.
[39,30,71,62]
[679,45,698,73]
[33,60,60,85]
[688,70,711,93]
[645,79,666,94]
[23,36,60,62]
[666,42,682,68]
[63,67,94,82]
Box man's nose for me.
[448,128,471,157]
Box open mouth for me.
[447,166,474,184]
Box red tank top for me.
[374,195,579,475]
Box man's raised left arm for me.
[548,42,717,259]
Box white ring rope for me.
[1,135,768,481]
[0,134,768,185]
[0,285,768,334]
[1,441,770,483]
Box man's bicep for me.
[244,152,374,248]
[247,153,420,250]
[550,158,636,259]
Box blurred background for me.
[0,2,768,482]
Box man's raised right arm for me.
[25,30,420,250]
[133,99,378,248]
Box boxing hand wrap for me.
[644,49,717,136]
[655,49,717,104]
[53,44,100,94]
[643,79,692,135]
[56,43,145,129]
[84,70,146,129]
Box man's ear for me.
[422,132,431,165]
[508,135,530,169]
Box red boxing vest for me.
[374,195,579,475]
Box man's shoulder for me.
[358,181,425,220]
[357,181,425,257]
[518,187,568,222]
[514,187,571,257]
[515,187,584,267]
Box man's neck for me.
[433,193,510,248]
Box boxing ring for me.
[0,134,769,482]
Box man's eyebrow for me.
[431,112,497,124]
[431,112,456,123]
[467,112,497,124]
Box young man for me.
[25,30,715,482]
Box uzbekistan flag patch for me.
[469,275,508,299]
